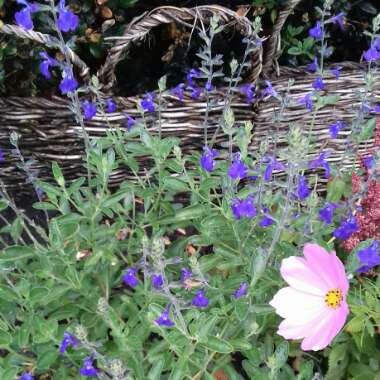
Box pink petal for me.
[269,287,324,321]
[277,306,328,340]
[280,256,329,296]
[303,243,338,289]
[330,251,349,295]
[300,302,349,351]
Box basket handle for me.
[0,23,91,84]
[97,5,263,94]
[262,0,301,73]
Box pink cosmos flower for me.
[269,243,349,351]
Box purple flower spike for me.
[228,154,248,180]
[188,84,202,99]
[82,100,97,120]
[19,373,34,380]
[0,147,4,162]
[329,12,345,30]
[200,146,219,172]
[363,155,375,170]
[319,202,339,224]
[187,69,200,86]
[262,80,278,98]
[59,68,78,94]
[333,215,359,240]
[259,207,275,227]
[240,84,255,104]
[357,240,380,273]
[171,83,185,101]
[263,156,285,181]
[106,98,117,113]
[364,47,380,62]
[308,152,331,179]
[231,196,257,220]
[123,268,139,288]
[15,0,39,30]
[192,290,209,308]
[330,66,343,80]
[123,114,136,131]
[39,52,58,79]
[297,93,313,112]
[307,57,318,73]
[309,21,323,40]
[297,176,310,201]
[329,120,346,138]
[233,282,248,298]
[141,93,155,113]
[180,267,192,284]
[155,305,175,327]
[80,356,99,377]
[59,332,79,354]
[57,0,79,33]
[312,76,325,91]
[151,274,164,289]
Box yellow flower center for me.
[325,288,343,308]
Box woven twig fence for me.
[1,1,377,191]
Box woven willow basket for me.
[1,1,377,191]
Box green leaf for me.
[0,199,8,212]
[37,348,59,370]
[288,46,302,55]
[0,331,12,346]
[33,202,58,211]
[52,162,65,187]
[147,358,165,380]
[199,336,234,353]
[0,246,35,262]
[273,341,289,370]
[157,204,206,225]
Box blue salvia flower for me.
[123,113,136,131]
[333,215,359,240]
[259,207,275,227]
[59,332,79,354]
[0,147,4,162]
[57,0,79,33]
[155,305,175,327]
[170,83,185,101]
[263,156,285,181]
[307,57,318,73]
[363,155,375,170]
[228,154,248,180]
[39,52,58,79]
[186,69,200,86]
[329,12,345,30]
[308,152,331,179]
[319,202,339,224]
[297,176,310,200]
[188,84,202,99]
[180,267,192,284]
[309,21,323,40]
[357,241,380,273]
[231,196,257,220]
[240,84,255,104]
[329,120,346,138]
[262,80,278,98]
[192,290,209,308]
[106,98,117,113]
[15,0,39,30]
[297,93,313,112]
[312,76,325,91]
[233,282,248,298]
[123,268,139,288]
[330,66,343,80]
[200,146,219,172]
[151,274,164,289]
[79,356,99,377]
[205,81,213,92]
[59,68,78,94]
[141,92,155,112]
[363,47,380,62]
[82,100,97,120]
[18,373,34,380]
